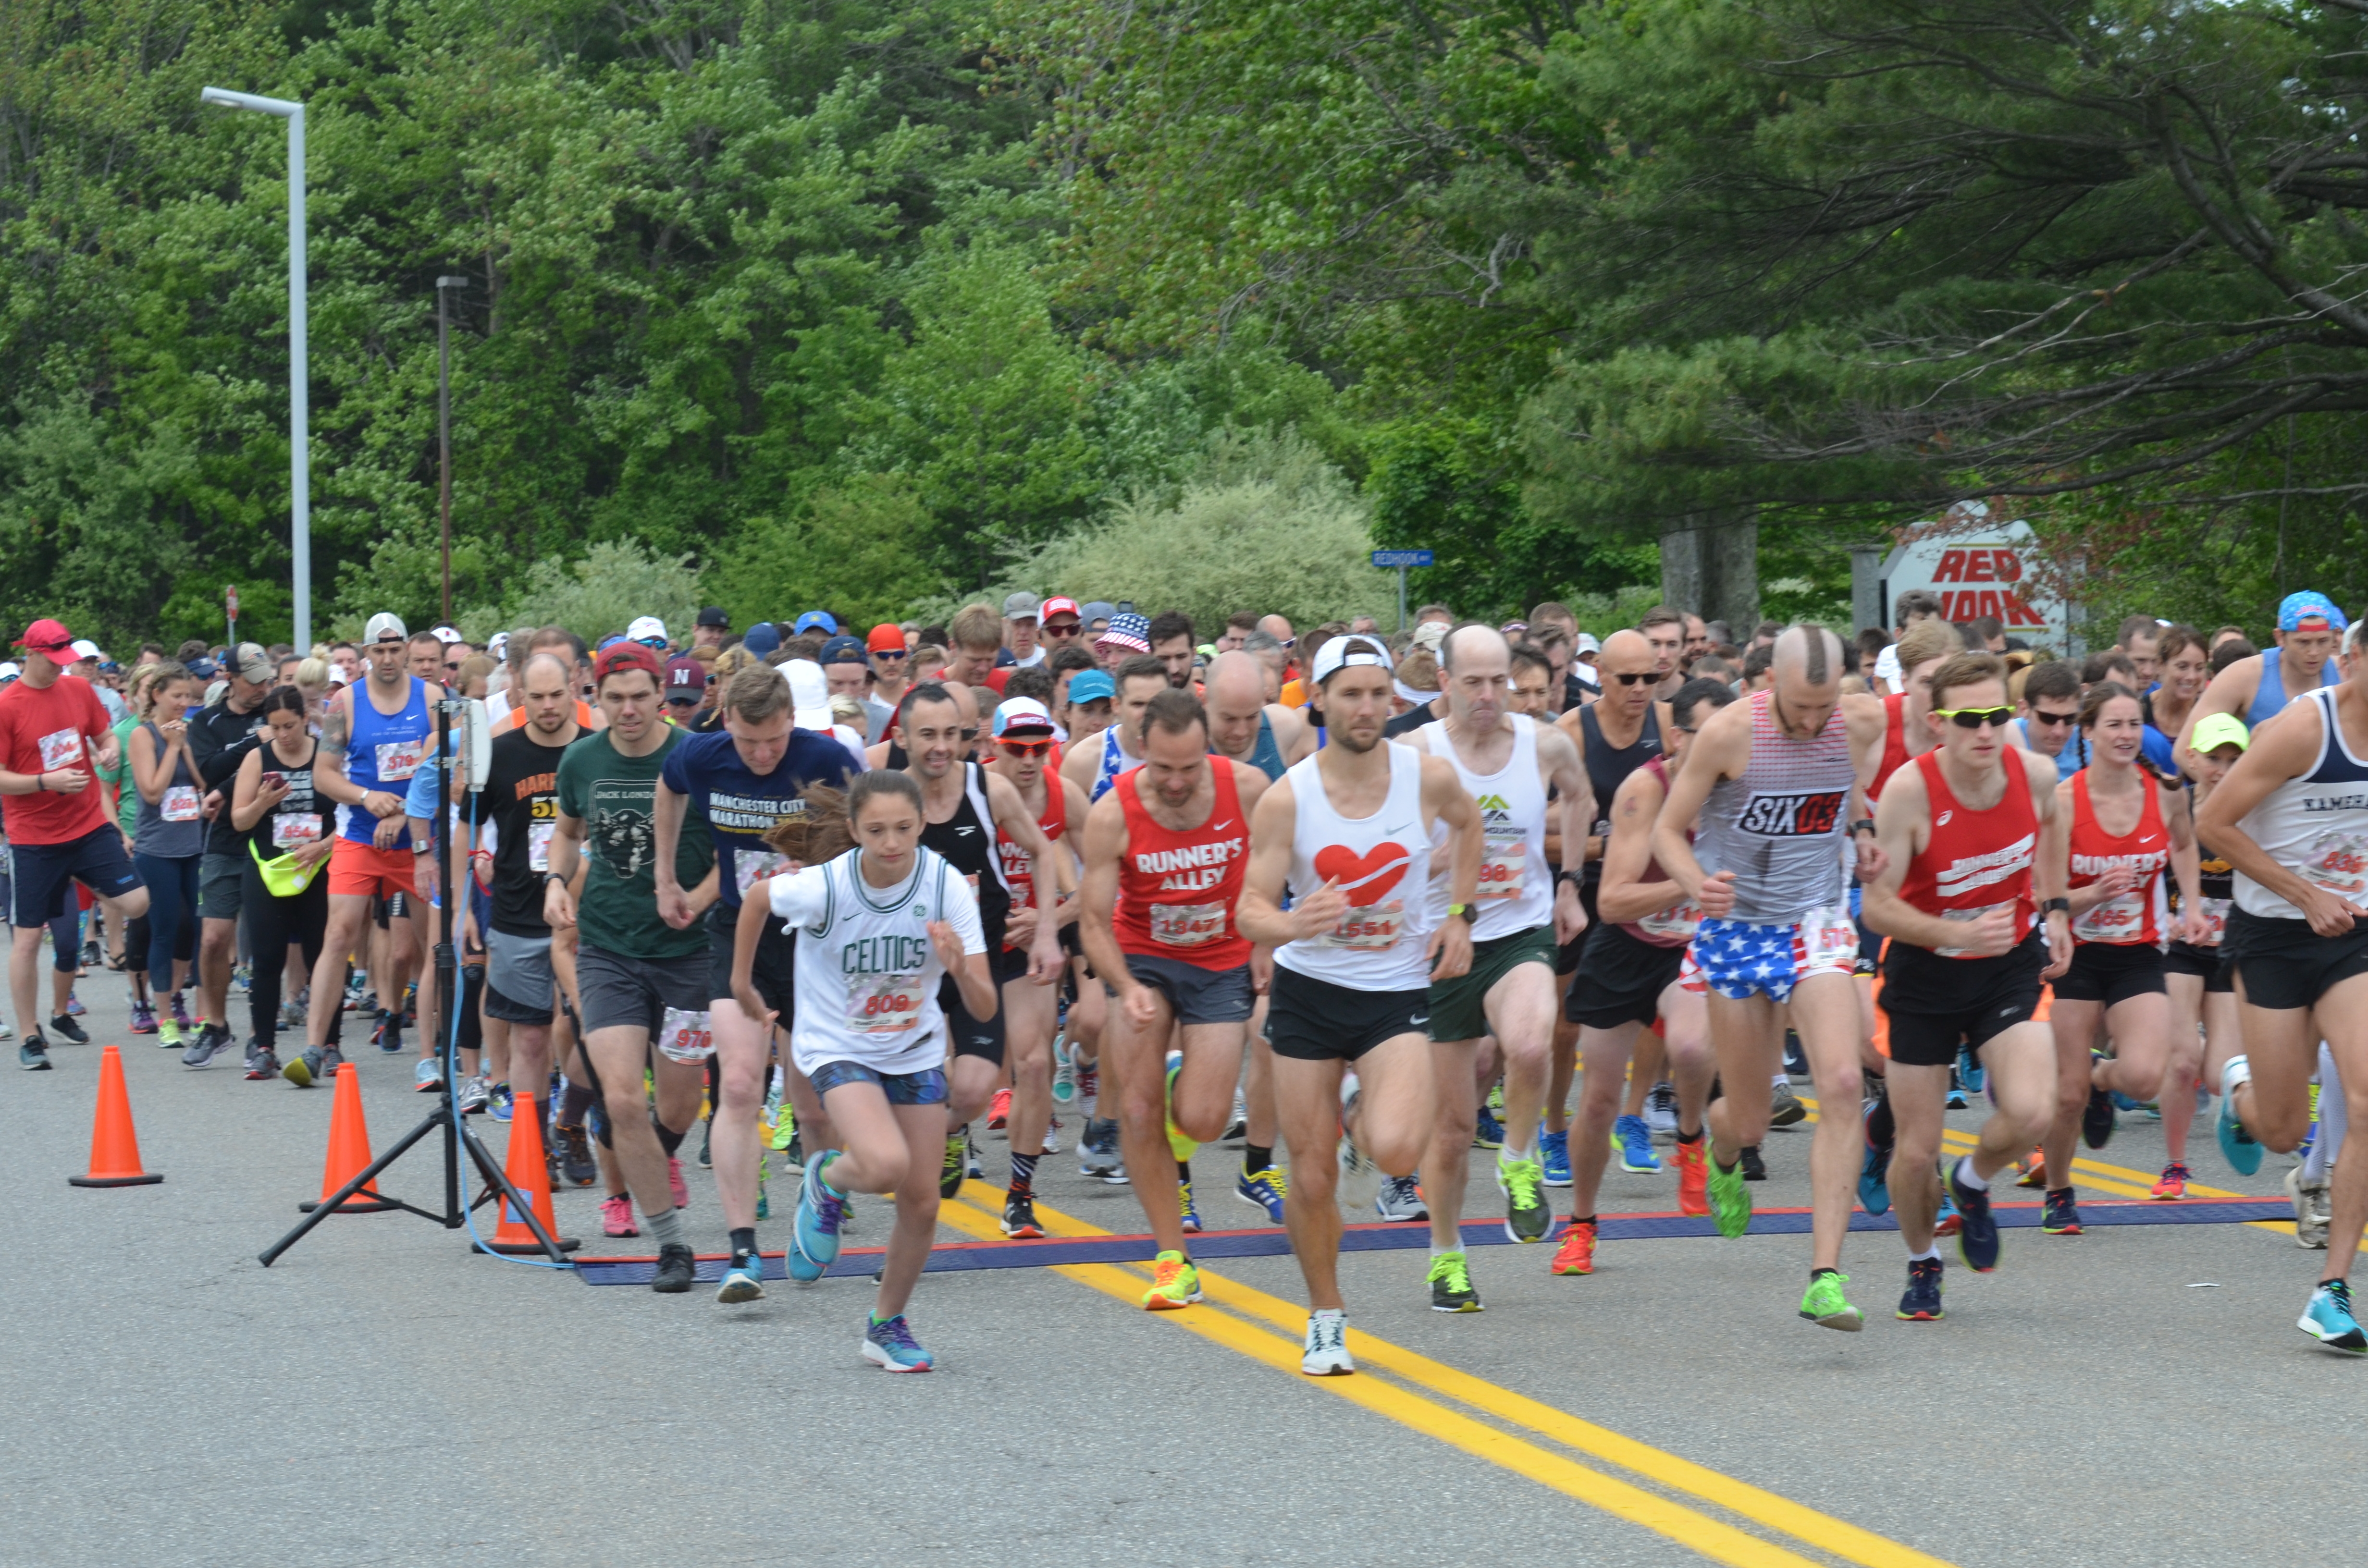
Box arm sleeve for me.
[765,864,830,928]
[402,758,444,820]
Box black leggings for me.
[242,865,334,1051]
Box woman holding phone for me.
[231,686,339,1081]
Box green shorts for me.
[1426,924,1558,1043]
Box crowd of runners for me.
[4,585,2365,1374]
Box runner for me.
[0,619,150,1071]
[543,642,720,1293]
[1237,636,1480,1373]
[897,682,1066,1196]
[2160,711,2248,1200]
[2178,590,2344,772]
[1074,686,1272,1289]
[2043,681,2203,1234]
[227,686,337,1078]
[124,664,208,1063]
[1651,626,1890,1330]
[867,624,913,714]
[1861,652,2070,1319]
[1060,655,1168,804]
[730,770,993,1370]
[293,615,432,1085]
[1556,677,1734,1278]
[654,660,862,1300]
[1413,625,1591,1311]
[187,642,276,1066]
[984,696,1088,1237]
[2195,618,2368,1351]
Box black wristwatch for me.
[1850,818,1877,837]
[2041,897,2070,916]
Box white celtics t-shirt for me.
[769,845,984,1076]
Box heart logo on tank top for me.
[1314,843,1409,906]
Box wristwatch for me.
[1850,818,1877,837]
[2041,897,2070,916]
[1447,902,1473,923]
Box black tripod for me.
[260,695,569,1267]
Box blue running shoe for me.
[1541,1128,1572,1188]
[2217,1064,2263,1175]
[2299,1282,2368,1353]
[790,1152,848,1282]
[1949,1158,2000,1272]
[1957,1046,1984,1095]
[1472,1105,1505,1149]
[1615,1114,1661,1174]
[862,1313,935,1372]
[1858,1101,1893,1217]
[716,1250,765,1304]
[1946,1085,1969,1110]
[1235,1164,1288,1223]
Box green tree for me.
[703,474,937,630]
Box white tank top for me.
[1274,744,1436,991]
[772,846,984,1076]
[1419,716,1550,940]
[2233,686,2368,919]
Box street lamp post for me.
[199,86,309,650]
[436,277,466,625]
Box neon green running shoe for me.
[767,1102,797,1152]
[1495,1154,1550,1243]
[1707,1151,1752,1239]
[1799,1271,1864,1332]
[1428,1250,1483,1312]
[1164,1050,1197,1161]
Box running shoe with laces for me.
[20,1037,51,1071]
[1002,1191,1045,1238]
[1078,1117,1123,1182]
[1236,1164,1288,1223]
[49,1012,88,1045]
[1223,1090,1247,1142]
[1497,1153,1550,1242]
[667,1155,689,1209]
[716,1250,765,1303]
[2081,1050,2116,1149]
[1800,1270,1864,1331]
[651,1243,696,1293]
[1945,1083,1969,1111]
[1935,1190,1962,1239]
[283,1046,323,1088]
[2298,1280,2368,1353]
[1896,1258,1945,1321]
[1674,1137,1709,1216]
[1051,1036,1078,1105]
[2151,1161,2191,1201]
[411,1056,441,1092]
[2015,1149,2047,1188]
[1769,1081,1807,1128]
[128,1002,157,1036]
[1643,1081,1679,1137]
[863,1313,935,1372]
[1374,1173,1428,1222]
[171,992,193,1033]
[1550,1217,1596,1275]
[180,1022,232,1068]
[1141,1249,1201,1310]
[987,1086,1011,1129]
[1707,1150,1752,1238]
[1179,1178,1202,1234]
[1041,1117,1062,1155]
[1738,1144,1767,1182]
[1614,1114,1661,1174]
[1540,1128,1571,1187]
[244,1042,280,1081]
[791,1153,849,1281]
[232,960,252,992]
[488,1081,514,1122]
[373,1010,403,1054]
[1336,1135,1382,1216]
[600,1194,639,1237]
[1958,1045,1985,1094]
[1471,1105,1505,1149]
[1428,1251,1483,1311]
[553,1124,597,1187]
[457,1075,491,1115]
[1949,1159,2000,1272]
[1300,1309,1353,1375]
[2041,1188,2083,1235]
[2218,1056,2263,1175]
[2287,1166,2331,1249]
[1857,1101,1892,1216]
[79,937,101,969]
[63,994,86,1018]
[940,1127,968,1199]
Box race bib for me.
[2073,890,2146,943]
[1635,903,1702,944]
[734,848,789,900]
[1800,904,1859,972]
[656,1006,715,1064]
[1936,901,2015,960]
[160,784,202,822]
[528,820,556,872]
[37,728,81,771]
[1150,901,1228,947]
[374,738,424,782]
[847,977,927,1036]
[1476,830,1527,901]
[272,812,323,848]
[1323,898,1405,951]
[2301,832,2368,902]
[2197,895,2231,947]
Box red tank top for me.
[995,772,1068,934]
[1619,755,1700,948]
[1869,692,1912,801]
[1112,760,1252,969]
[2067,768,2170,946]
[1896,748,2037,958]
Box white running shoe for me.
[1300,1310,1354,1376]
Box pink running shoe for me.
[668,1155,689,1210]
[600,1194,639,1238]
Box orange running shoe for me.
[2015,1149,2047,1189]
[1550,1217,1597,1275]
[1675,1137,1709,1216]
[2150,1161,2189,1200]
[987,1087,1011,1129]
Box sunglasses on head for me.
[1609,670,1655,686]
[999,738,1052,758]
[1934,705,2015,730]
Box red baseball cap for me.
[1040,596,1082,624]
[866,623,908,654]
[663,654,710,699]
[592,642,664,687]
[17,618,74,656]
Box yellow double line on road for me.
[934,1184,1956,1568]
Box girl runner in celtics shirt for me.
[729,771,995,1373]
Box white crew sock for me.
[1953,1154,1989,1192]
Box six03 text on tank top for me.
[1695,690,1854,923]
[1899,748,2038,957]
[1274,744,1437,992]
[341,675,433,847]
[1622,754,1702,948]
[1112,761,1251,968]
[2246,644,2342,732]
[1418,714,1550,941]
[2068,768,2170,945]
[2235,685,2368,918]
[995,772,1068,952]
[1579,704,1661,893]
[920,760,1013,948]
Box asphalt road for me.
[1,968,2353,1568]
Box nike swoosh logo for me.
[1409,1014,1431,1026]
[1207,819,1234,833]
[1385,822,1414,834]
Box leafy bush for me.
[703,476,937,633]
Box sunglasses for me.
[1608,670,1656,686]
[1040,622,1083,639]
[998,738,1052,758]
[2028,708,2078,726]
[666,695,703,707]
[1934,705,2015,730]
[873,648,908,661]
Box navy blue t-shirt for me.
[658,727,861,907]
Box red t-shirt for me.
[0,674,113,845]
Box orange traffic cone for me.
[298,1063,398,1214]
[477,1097,580,1254]
[69,1045,162,1187]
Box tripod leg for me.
[259,1109,445,1267]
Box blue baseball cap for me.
[2278,591,2347,633]
[793,610,838,637]
[1067,669,1115,705]
[741,622,781,656]
[817,634,869,667]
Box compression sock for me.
[654,1118,687,1158]
[645,1205,686,1250]
[1009,1151,1038,1195]
[559,1077,597,1128]
[729,1225,757,1260]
